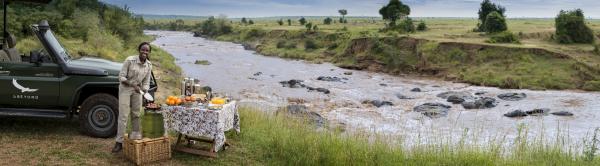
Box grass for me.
[2,108,598,165]
[196,17,600,91]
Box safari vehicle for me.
[0,0,157,138]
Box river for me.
[148,30,600,149]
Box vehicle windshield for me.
[42,29,71,62]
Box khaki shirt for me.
[119,56,152,91]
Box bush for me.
[484,11,507,33]
[276,40,286,48]
[304,39,319,50]
[397,18,415,33]
[555,9,595,44]
[323,17,332,25]
[417,22,427,31]
[198,16,233,37]
[486,31,520,44]
[243,28,266,40]
[277,40,296,49]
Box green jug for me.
[142,110,165,138]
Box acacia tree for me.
[305,22,313,31]
[287,19,292,26]
[338,9,347,23]
[299,17,307,25]
[277,19,284,25]
[477,0,506,31]
[379,0,410,26]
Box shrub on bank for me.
[304,39,320,50]
[486,31,520,44]
[555,9,595,44]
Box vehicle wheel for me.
[79,93,118,138]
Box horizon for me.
[100,0,600,19]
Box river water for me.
[148,31,600,149]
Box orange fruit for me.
[176,98,183,105]
[185,96,191,101]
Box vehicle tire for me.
[79,93,118,138]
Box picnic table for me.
[161,101,240,157]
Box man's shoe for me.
[111,142,123,153]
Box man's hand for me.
[121,80,130,86]
[133,85,141,93]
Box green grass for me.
[198,18,600,91]
[0,108,599,165]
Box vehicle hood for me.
[68,57,122,76]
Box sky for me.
[99,0,600,18]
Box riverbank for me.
[203,19,600,91]
[1,108,598,165]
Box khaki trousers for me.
[115,84,142,143]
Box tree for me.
[483,11,507,33]
[400,18,415,33]
[277,19,284,25]
[299,17,307,25]
[313,25,319,31]
[248,19,254,25]
[287,19,292,26]
[305,22,313,31]
[379,0,411,26]
[417,21,427,31]
[324,17,333,25]
[241,17,247,24]
[555,9,595,44]
[477,0,506,31]
[338,9,347,23]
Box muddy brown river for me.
[148,31,599,149]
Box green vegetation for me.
[555,9,595,44]
[417,21,427,31]
[379,0,410,27]
[8,0,181,100]
[324,17,333,25]
[477,0,506,32]
[4,108,599,165]
[194,60,211,65]
[487,31,520,44]
[299,17,307,25]
[338,9,348,23]
[484,11,508,33]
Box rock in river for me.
[447,95,467,104]
[279,79,305,88]
[437,91,472,99]
[317,76,346,82]
[498,93,527,101]
[364,100,394,107]
[413,103,452,118]
[395,93,415,100]
[411,88,422,92]
[525,108,550,116]
[504,110,528,117]
[462,97,497,109]
[551,111,574,116]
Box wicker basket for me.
[123,134,171,165]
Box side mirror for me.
[30,51,41,65]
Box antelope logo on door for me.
[12,79,38,93]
